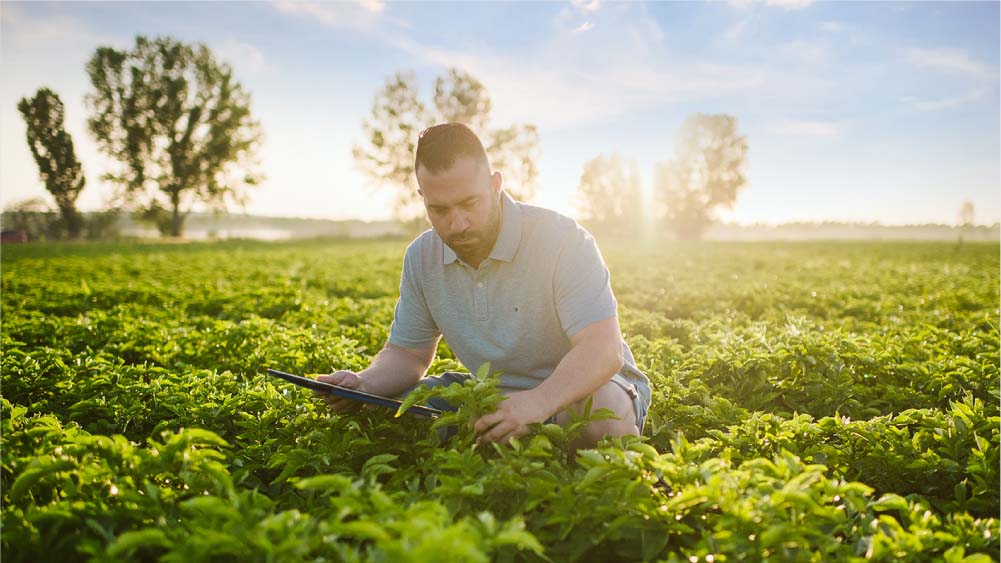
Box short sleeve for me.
[388,246,441,349]
[553,225,617,337]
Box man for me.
[320,123,651,446]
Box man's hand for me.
[473,390,553,444]
[316,370,367,413]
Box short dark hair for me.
[414,122,489,175]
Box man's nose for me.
[450,213,470,233]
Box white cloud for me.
[765,0,814,9]
[215,40,270,74]
[724,20,747,42]
[557,0,604,36]
[728,0,813,9]
[370,3,769,130]
[820,20,844,32]
[901,89,986,111]
[274,1,338,26]
[358,0,385,13]
[1,2,113,51]
[904,47,992,76]
[571,0,601,13]
[387,29,764,130]
[272,0,384,30]
[768,119,841,137]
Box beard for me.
[445,195,503,262]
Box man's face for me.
[417,156,503,266]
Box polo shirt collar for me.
[442,191,523,265]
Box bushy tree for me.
[352,72,429,221]
[575,153,642,237]
[655,113,748,240]
[17,88,86,239]
[354,68,539,222]
[86,35,263,237]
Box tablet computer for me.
[265,368,442,419]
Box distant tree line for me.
[14,31,743,242]
[16,35,975,243]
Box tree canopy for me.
[85,35,262,237]
[576,153,643,237]
[655,113,748,240]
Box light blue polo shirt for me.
[388,191,649,393]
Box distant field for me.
[3,239,998,561]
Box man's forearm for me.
[528,330,624,419]
[357,343,434,397]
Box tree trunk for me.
[170,192,182,237]
[59,205,83,239]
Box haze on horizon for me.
[1,1,999,227]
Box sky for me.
[1,0,999,226]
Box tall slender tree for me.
[86,35,263,237]
[17,88,86,239]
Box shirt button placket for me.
[474,277,488,320]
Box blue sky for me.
[2,0,998,225]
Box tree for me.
[485,123,540,203]
[957,199,976,247]
[352,72,430,221]
[3,198,58,241]
[575,153,642,236]
[654,113,748,240]
[17,88,86,239]
[85,35,262,237]
[354,67,539,222]
[959,200,975,227]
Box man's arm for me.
[472,317,624,443]
[318,341,437,412]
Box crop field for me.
[2,238,998,562]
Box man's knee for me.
[583,416,639,443]
[557,378,639,442]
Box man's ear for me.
[491,170,503,193]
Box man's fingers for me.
[318,371,357,387]
[481,420,516,443]
[473,413,500,435]
[315,371,366,413]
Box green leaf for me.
[339,520,391,542]
[396,389,424,418]
[9,459,74,502]
[870,493,909,513]
[296,474,354,492]
[106,529,171,557]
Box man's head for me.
[415,123,503,267]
